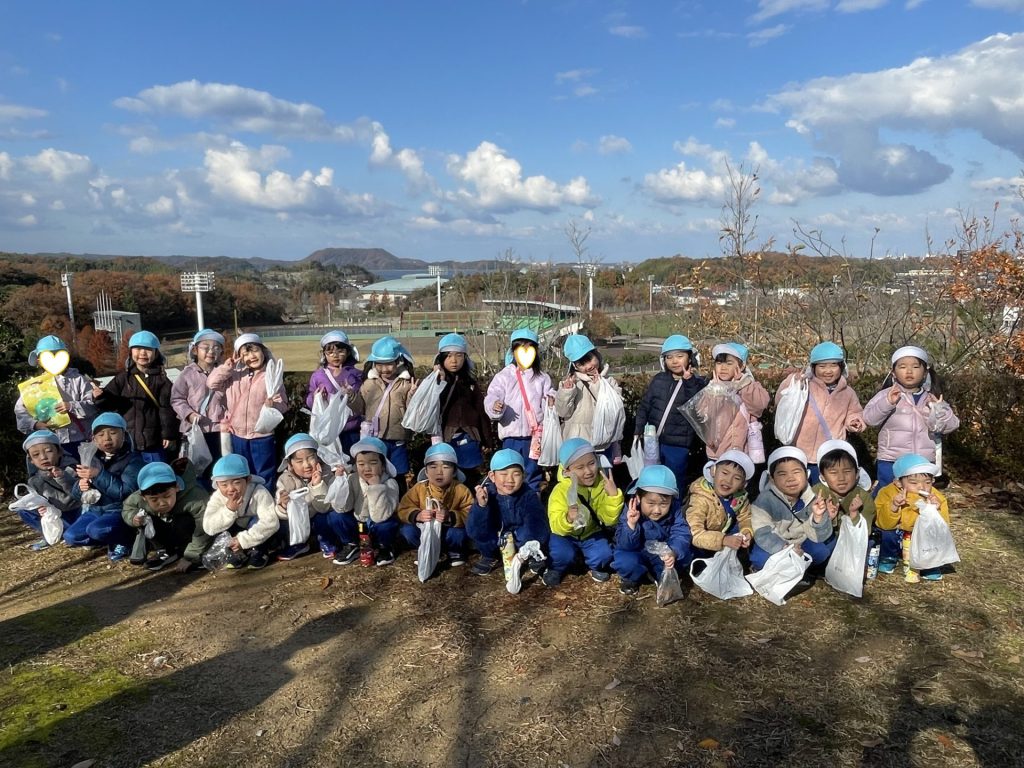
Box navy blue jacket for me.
[615,499,693,565]
[634,371,707,448]
[71,445,145,515]
[467,482,550,549]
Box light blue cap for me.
[510,328,539,346]
[23,430,60,451]
[138,461,184,492]
[437,333,468,354]
[92,412,128,432]
[128,331,160,350]
[192,329,225,346]
[563,334,596,363]
[559,437,595,469]
[661,335,693,355]
[350,436,388,459]
[632,465,679,497]
[712,342,749,364]
[367,336,412,364]
[810,342,845,365]
[28,335,68,366]
[893,453,939,478]
[283,433,318,458]
[424,442,458,466]
[490,448,525,471]
[211,454,251,480]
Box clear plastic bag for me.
[679,382,742,447]
[689,547,754,600]
[591,378,626,447]
[825,515,869,598]
[402,370,444,434]
[310,391,350,446]
[253,358,285,434]
[645,541,684,607]
[566,477,589,531]
[624,436,645,481]
[183,419,213,474]
[926,399,954,433]
[417,517,443,582]
[538,403,563,467]
[774,376,808,445]
[220,424,233,457]
[286,487,311,546]
[78,442,99,472]
[506,539,544,595]
[909,500,960,570]
[745,545,812,606]
[202,531,233,571]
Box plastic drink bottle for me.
[643,424,659,465]
[865,537,880,580]
[358,522,375,567]
[500,533,516,582]
[529,426,542,461]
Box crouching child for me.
[685,449,755,559]
[275,433,333,562]
[331,437,401,566]
[19,430,81,551]
[203,454,279,570]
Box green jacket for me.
[811,482,876,531]
[122,461,212,562]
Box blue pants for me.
[17,507,80,535]
[875,461,895,496]
[383,440,409,475]
[399,523,468,555]
[64,510,133,548]
[334,512,399,551]
[807,464,821,486]
[231,435,277,493]
[659,444,690,498]
[501,437,542,492]
[750,535,837,570]
[548,532,613,575]
[141,449,165,464]
[466,514,544,561]
[876,526,940,576]
[613,547,687,584]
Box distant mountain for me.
[303,248,426,271]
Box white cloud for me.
[750,0,828,23]
[971,0,1024,10]
[144,196,176,218]
[643,162,727,203]
[0,103,47,122]
[836,0,890,11]
[574,84,598,98]
[748,24,789,45]
[555,69,597,83]
[22,148,94,182]
[0,152,11,180]
[445,141,598,213]
[598,135,633,155]
[905,0,926,7]
[609,25,647,39]
[368,122,430,188]
[16,214,37,227]
[20,192,36,206]
[715,117,736,128]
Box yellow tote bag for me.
[18,372,71,429]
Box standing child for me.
[434,333,494,487]
[349,336,415,494]
[634,335,707,493]
[874,453,949,582]
[170,329,228,487]
[397,442,473,571]
[122,460,212,572]
[544,438,624,587]
[330,437,401,566]
[705,342,770,461]
[202,454,280,570]
[274,434,333,561]
[483,328,554,492]
[206,333,289,492]
[685,449,755,559]
[811,439,876,532]
[306,331,364,455]
[18,430,81,551]
[612,465,692,596]
[863,346,959,490]
[93,331,177,464]
[749,447,835,575]
[15,335,96,459]
[555,334,625,463]
[467,448,550,576]
[775,342,865,484]
[64,412,145,560]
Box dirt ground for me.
[1,480,1023,768]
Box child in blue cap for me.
[122,459,212,572]
[93,330,177,464]
[705,342,769,461]
[18,430,81,551]
[433,333,493,487]
[467,448,550,576]
[612,465,692,596]
[329,437,401,566]
[556,334,625,464]
[170,328,228,487]
[274,433,334,561]
[544,437,623,587]
[397,442,473,570]
[15,335,97,460]
[202,454,280,569]
[64,412,145,560]
[306,330,364,455]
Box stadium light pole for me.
[60,270,78,351]
[648,274,655,313]
[551,278,560,306]
[180,271,216,331]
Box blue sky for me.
[1,0,1023,264]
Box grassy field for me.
[0,477,1022,767]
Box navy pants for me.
[750,535,836,570]
[64,510,133,548]
[466,511,545,561]
[501,437,542,492]
[874,461,895,496]
[334,511,399,551]
[659,444,690,498]
[548,532,613,575]
[613,547,688,584]
[231,435,277,493]
[400,522,468,555]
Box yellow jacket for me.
[875,485,949,532]
[684,478,752,551]
[397,480,473,528]
[547,469,623,539]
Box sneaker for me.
[319,544,336,559]
[877,558,898,575]
[108,544,129,562]
[590,569,611,583]
[224,550,249,569]
[922,571,944,582]
[471,556,501,576]
[276,543,310,562]
[448,551,467,567]
[375,548,396,566]
[527,559,547,575]
[247,550,270,570]
[332,543,359,566]
[542,569,563,588]
[146,551,179,572]
[904,568,921,584]
[29,539,50,552]
[619,580,640,596]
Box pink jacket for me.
[170,362,228,434]
[706,374,770,460]
[484,365,554,440]
[863,385,959,462]
[206,361,289,440]
[776,372,863,461]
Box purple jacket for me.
[863,386,959,462]
[170,362,228,434]
[483,365,554,440]
[305,364,364,432]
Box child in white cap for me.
[705,342,769,461]
[685,449,755,559]
[811,439,875,532]
[18,429,81,551]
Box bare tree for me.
[566,219,591,310]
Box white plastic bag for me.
[286,487,311,546]
[184,420,213,474]
[624,436,645,481]
[40,508,64,545]
[774,376,808,445]
[220,423,233,457]
[402,370,444,434]
[538,403,563,467]
[506,540,544,595]
[9,484,52,514]
[310,391,350,446]
[591,378,626,448]
[690,548,754,600]
[324,471,351,512]
[645,541,684,607]
[202,531,233,571]
[679,382,742,447]
[417,518,443,582]
[825,515,869,598]
[252,358,285,434]
[909,500,960,570]
[746,545,812,606]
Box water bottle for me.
[643,424,659,465]
[500,532,517,582]
[529,426,542,461]
[358,522,375,567]
[865,536,880,580]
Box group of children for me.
[13,327,959,594]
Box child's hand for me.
[887,384,902,405]
[741,533,752,549]
[91,383,103,398]
[78,478,90,492]
[825,497,839,520]
[416,509,434,523]
[811,494,827,522]
[35,506,46,517]
[226,496,243,513]
[474,485,488,507]
[75,465,99,480]
[722,534,743,550]
[547,394,556,407]
[848,415,866,432]
[892,488,907,510]
[49,466,63,479]
[228,536,241,551]
[662,552,676,570]
[433,506,447,523]
[491,399,504,414]
[566,505,578,523]
[682,367,694,380]
[602,468,617,497]
[334,465,347,478]
[850,495,863,520]
[277,489,289,507]
[310,466,322,486]
[54,401,69,414]
[132,512,146,527]
[626,497,641,530]
[561,376,575,390]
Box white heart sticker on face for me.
[39,350,70,376]
[514,346,536,370]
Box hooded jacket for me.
[397,479,473,528]
[777,372,864,460]
[750,480,833,555]
[202,476,280,549]
[306,363,364,433]
[547,467,624,540]
[615,501,692,564]
[706,372,770,459]
[95,363,177,451]
[15,368,97,444]
[634,370,707,448]
[484,364,554,440]
[121,461,212,562]
[71,443,145,514]
[349,368,414,441]
[170,362,228,434]
[26,453,81,516]
[438,371,495,448]
[467,481,550,549]
[554,367,624,450]
[206,358,290,440]
[275,461,334,520]
[862,386,959,462]
[684,477,752,552]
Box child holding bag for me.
[306,331,364,454]
[202,454,279,570]
[18,430,81,551]
[555,334,626,463]
[330,437,401,566]
[685,449,755,559]
[704,342,769,461]
[434,334,493,487]
[171,328,228,488]
[634,335,707,493]
[274,433,334,561]
[811,439,875,531]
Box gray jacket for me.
[751,481,832,555]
